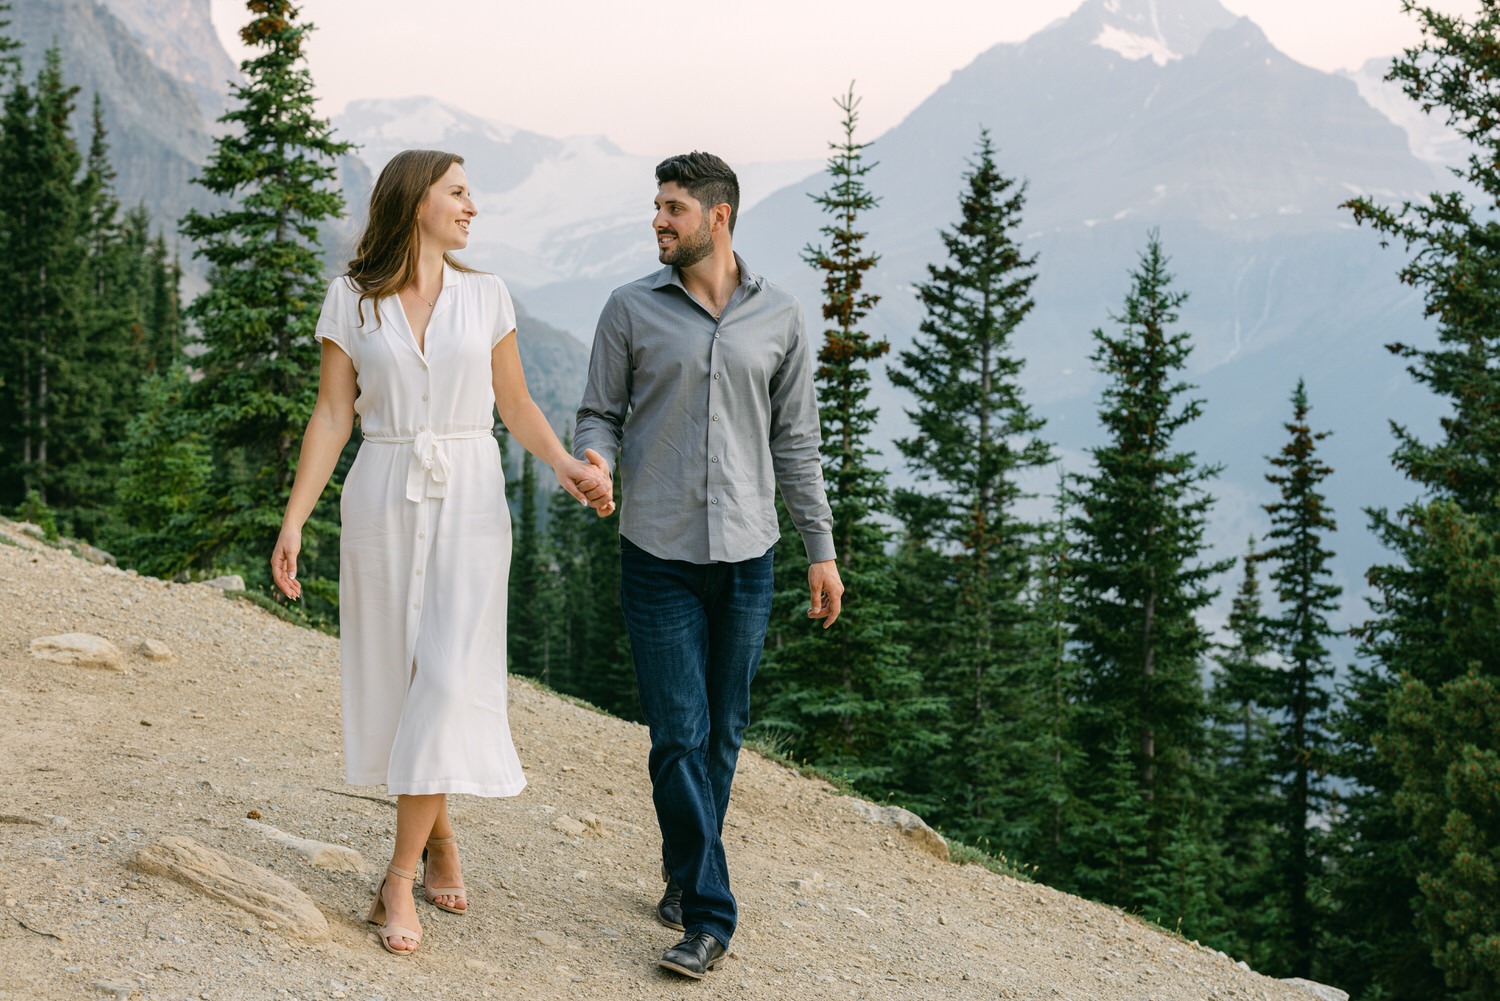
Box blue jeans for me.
[618,535,775,947]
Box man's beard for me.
[658,215,713,267]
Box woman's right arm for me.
[271,339,358,600]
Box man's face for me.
[653,182,714,268]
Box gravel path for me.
[0,519,1333,1001]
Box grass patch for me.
[515,676,616,719]
[230,589,339,637]
[948,839,1037,882]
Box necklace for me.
[409,287,439,310]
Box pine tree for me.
[509,452,561,684]
[546,476,636,718]
[1334,5,1500,996]
[59,97,154,540]
[1251,380,1340,978]
[887,131,1055,843]
[0,2,20,77]
[1208,540,1281,967]
[0,48,87,515]
[179,0,352,587]
[1066,232,1230,885]
[754,85,918,787]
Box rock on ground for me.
[847,800,950,861]
[28,632,124,671]
[132,836,329,940]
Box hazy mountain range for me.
[26,0,1468,638]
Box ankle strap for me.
[426,835,458,847]
[386,863,417,881]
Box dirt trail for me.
[0,520,1333,1001]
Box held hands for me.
[271,526,302,601]
[808,560,844,628]
[555,447,615,517]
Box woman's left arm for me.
[492,332,614,515]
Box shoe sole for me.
[658,957,723,979]
[656,909,686,932]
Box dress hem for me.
[349,776,528,799]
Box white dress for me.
[314,264,527,797]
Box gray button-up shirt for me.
[574,253,836,565]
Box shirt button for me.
[415,569,422,576]
[712,414,719,422]
[714,373,721,380]
[412,602,421,610]
[422,393,429,401]
[418,423,427,431]
[714,332,721,339]
[711,497,719,505]
[418,532,426,539]
[711,456,719,463]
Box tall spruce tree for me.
[754,86,918,786]
[1208,540,1281,968]
[179,0,352,588]
[0,48,87,514]
[1334,5,1500,996]
[508,452,561,684]
[887,132,1055,842]
[1252,380,1340,978]
[1065,233,1230,899]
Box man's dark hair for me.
[656,151,740,235]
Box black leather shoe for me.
[658,931,727,979]
[657,866,685,931]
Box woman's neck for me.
[408,248,446,297]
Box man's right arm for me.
[573,295,630,474]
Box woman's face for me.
[416,161,476,254]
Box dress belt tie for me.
[362,428,493,503]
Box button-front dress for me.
[314,264,527,797]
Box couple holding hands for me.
[270,149,843,979]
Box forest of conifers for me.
[0,3,1496,999]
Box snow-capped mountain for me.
[333,97,822,295]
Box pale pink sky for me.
[209,0,1475,162]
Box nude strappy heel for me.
[366,863,422,956]
[421,835,468,915]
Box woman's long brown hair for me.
[345,149,479,327]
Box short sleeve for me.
[314,277,358,364]
[491,276,518,348]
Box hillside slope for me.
[0,521,1334,1001]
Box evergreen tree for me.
[59,98,154,539]
[546,475,636,718]
[1251,380,1340,978]
[1017,488,1084,875]
[0,48,87,515]
[0,2,20,77]
[755,86,918,786]
[886,132,1057,844]
[179,0,352,588]
[1065,233,1230,892]
[1208,540,1281,968]
[110,366,213,574]
[509,452,561,684]
[1333,5,1500,996]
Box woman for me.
[271,149,613,956]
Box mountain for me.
[10,0,222,235]
[97,0,238,128]
[333,96,823,309]
[1340,55,1470,176]
[725,0,1448,636]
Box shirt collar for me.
[441,260,462,288]
[652,251,764,293]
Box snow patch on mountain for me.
[1094,24,1180,66]
[1340,57,1470,174]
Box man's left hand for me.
[808,560,844,628]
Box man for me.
[574,151,844,979]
